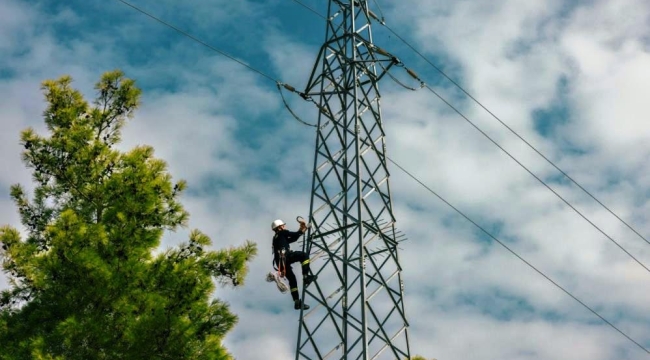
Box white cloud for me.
[2,0,650,359]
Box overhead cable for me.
[277,83,318,128]
[381,15,650,249]
[388,157,650,356]
[114,0,650,354]
[289,0,327,20]
[287,0,650,276]
[114,0,313,129]
[114,0,278,83]
[117,0,650,282]
[422,84,650,275]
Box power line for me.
[286,0,650,278]
[113,0,650,354]
[379,20,650,249]
[422,84,650,275]
[289,0,326,20]
[371,0,386,22]
[387,157,650,356]
[114,0,278,83]
[114,0,319,131]
[281,1,650,353]
[281,79,650,355]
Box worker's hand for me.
[297,216,310,232]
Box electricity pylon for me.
[297,1,411,359]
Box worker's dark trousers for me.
[284,251,311,301]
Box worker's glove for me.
[297,216,311,232]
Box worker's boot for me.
[304,274,317,287]
[294,299,310,310]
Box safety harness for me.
[276,249,287,278]
[272,233,287,278]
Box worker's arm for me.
[286,229,305,244]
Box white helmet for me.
[271,219,285,230]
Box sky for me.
[1,0,650,359]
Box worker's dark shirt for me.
[273,229,304,257]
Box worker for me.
[272,218,317,310]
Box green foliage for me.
[0,71,258,359]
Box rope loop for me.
[276,82,318,128]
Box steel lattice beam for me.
[297,1,411,359]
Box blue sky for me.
[2,0,650,359]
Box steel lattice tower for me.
[297,1,411,359]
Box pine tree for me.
[0,70,258,359]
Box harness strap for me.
[278,249,287,278]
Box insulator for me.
[283,83,296,92]
[406,68,420,80]
[368,10,380,21]
[374,46,390,57]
